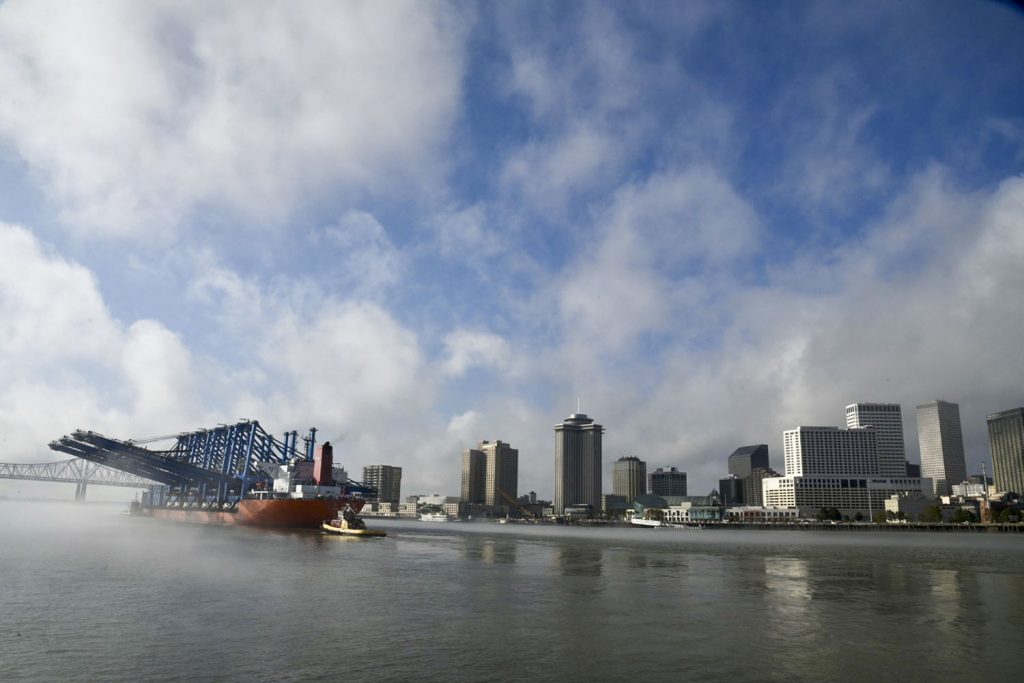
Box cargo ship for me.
[136,441,366,528]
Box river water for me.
[1,501,1022,681]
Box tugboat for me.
[322,505,387,538]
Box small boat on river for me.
[322,506,387,537]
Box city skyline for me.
[1,3,1022,502]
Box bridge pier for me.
[75,480,87,501]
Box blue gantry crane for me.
[49,419,376,507]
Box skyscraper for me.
[482,440,519,507]
[612,456,646,503]
[783,427,878,476]
[846,403,907,476]
[916,400,967,497]
[461,447,486,504]
[718,475,744,507]
[362,464,402,504]
[649,466,687,497]
[987,407,1024,496]
[554,413,603,516]
[728,444,770,506]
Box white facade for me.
[916,400,967,497]
[725,506,799,522]
[783,426,879,476]
[950,482,987,498]
[762,475,931,517]
[846,403,907,476]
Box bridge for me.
[0,459,155,500]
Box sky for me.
[1,1,1023,501]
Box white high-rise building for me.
[763,423,930,518]
[783,426,878,476]
[916,400,967,497]
[846,403,907,476]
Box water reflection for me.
[555,543,604,577]
[461,536,517,565]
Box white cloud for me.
[0,223,122,372]
[320,210,402,294]
[433,204,504,260]
[558,167,760,353]
[0,1,467,237]
[442,330,511,377]
[0,221,205,455]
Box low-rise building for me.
[763,475,932,519]
[725,506,799,523]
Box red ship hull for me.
[147,498,365,528]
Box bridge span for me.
[0,459,155,500]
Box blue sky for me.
[1,1,1023,499]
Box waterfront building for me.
[601,494,629,516]
[727,444,771,507]
[612,456,647,503]
[554,413,603,516]
[649,466,687,497]
[362,464,402,504]
[882,493,938,521]
[762,425,929,518]
[987,407,1024,496]
[482,440,519,507]
[725,507,799,523]
[461,447,486,504]
[762,475,931,518]
[906,461,921,477]
[846,403,907,476]
[916,400,967,497]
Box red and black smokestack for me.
[314,442,333,486]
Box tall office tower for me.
[916,400,967,497]
[362,464,402,504]
[482,440,519,507]
[846,403,907,476]
[728,444,770,477]
[728,444,770,506]
[719,475,744,506]
[554,413,603,516]
[461,447,486,504]
[612,456,647,503]
[783,427,878,476]
[747,466,781,507]
[649,467,687,497]
[987,407,1024,496]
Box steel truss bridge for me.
[0,459,154,500]
[47,419,375,506]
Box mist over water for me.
[2,501,1022,681]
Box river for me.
[1,501,1021,681]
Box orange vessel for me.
[147,497,365,528]
[139,442,368,529]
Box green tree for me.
[952,508,976,524]
[872,511,887,524]
[854,511,864,522]
[919,506,944,523]
[997,507,1020,523]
